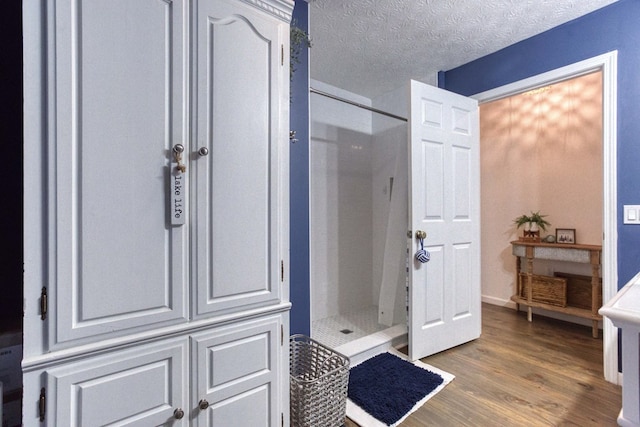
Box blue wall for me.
[442,0,640,290]
[289,0,310,335]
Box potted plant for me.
[513,211,550,241]
[529,211,551,233]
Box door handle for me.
[415,230,427,240]
[173,144,186,173]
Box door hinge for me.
[280,260,284,282]
[40,286,48,321]
[281,44,284,66]
[281,412,284,427]
[281,324,284,346]
[39,387,46,422]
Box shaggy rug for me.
[346,348,454,426]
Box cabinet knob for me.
[173,408,185,420]
[172,144,186,173]
[198,399,210,410]
[197,147,209,157]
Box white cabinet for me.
[48,0,191,348]
[193,0,289,319]
[44,338,189,426]
[33,314,286,426]
[22,0,292,425]
[191,315,285,427]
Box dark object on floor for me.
[348,352,443,425]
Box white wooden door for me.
[45,338,188,426]
[191,315,282,427]
[193,0,287,317]
[408,80,481,360]
[50,0,189,347]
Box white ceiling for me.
[309,0,618,99]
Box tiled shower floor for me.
[311,306,389,349]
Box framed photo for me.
[556,228,576,244]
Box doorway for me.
[480,70,603,308]
[309,80,483,364]
[308,82,409,364]
[473,52,619,383]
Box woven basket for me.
[290,335,350,427]
[519,273,567,307]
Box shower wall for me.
[372,85,409,326]
[310,81,375,321]
[310,81,406,323]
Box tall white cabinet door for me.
[193,0,288,317]
[48,0,189,347]
[44,339,189,426]
[191,315,282,427]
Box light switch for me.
[624,205,640,224]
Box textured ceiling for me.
[309,0,618,98]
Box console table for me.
[510,241,602,337]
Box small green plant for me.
[513,214,532,229]
[513,211,551,231]
[290,22,311,81]
[529,211,551,231]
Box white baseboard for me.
[481,295,515,308]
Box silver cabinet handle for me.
[173,408,185,419]
[173,144,186,173]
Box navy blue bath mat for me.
[346,350,454,426]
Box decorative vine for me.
[290,21,311,81]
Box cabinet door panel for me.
[210,386,270,427]
[46,339,188,426]
[192,315,281,426]
[50,0,189,347]
[194,0,284,317]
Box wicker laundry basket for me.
[289,335,350,427]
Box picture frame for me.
[556,228,576,244]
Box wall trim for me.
[473,51,619,384]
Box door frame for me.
[472,51,619,384]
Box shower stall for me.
[309,81,409,363]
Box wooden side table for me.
[510,241,602,337]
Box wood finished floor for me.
[345,303,622,426]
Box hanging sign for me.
[171,171,185,225]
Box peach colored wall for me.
[480,72,603,306]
